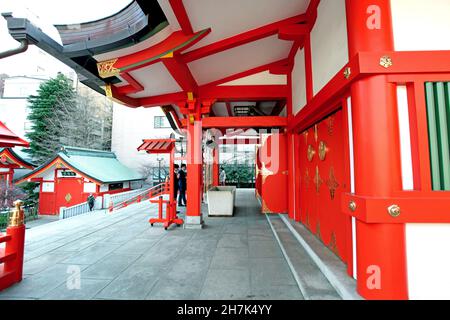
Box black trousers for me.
[178,189,186,205]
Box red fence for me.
[0,201,25,292]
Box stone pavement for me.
[0,189,303,300]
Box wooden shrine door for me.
[298,109,352,265]
[54,177,84,215]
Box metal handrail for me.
[109,182,168,212]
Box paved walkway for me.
[0,189,303,300]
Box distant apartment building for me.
[0,75,47,139]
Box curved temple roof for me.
[17,146,143,185]
[3,0,316,131]
[0,121,29,148]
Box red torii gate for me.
[137,138,183,230]
[0,121,27,291]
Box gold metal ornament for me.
[314,125,318,142]
[260,162,274,184]
[313,166,323,194]
[9,200,24,227]
[303,131,309,143]
[189,114,195,125]
[97,58,120,78]
[349,201,357,212]
[380,55,393,68]
[65,193,72,203]
[326,167,340,200]
[343,67,351,79]
[318,141,327,161]
[316,221,322,239]
[304,168,310,189]
[105,84,113,98]
[327,115,335,136]
[307,145,316,162]
[329,232,339,256]
[388,204,401,218]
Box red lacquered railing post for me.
[4,200,26,283]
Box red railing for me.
[0,201,25,292]
[108,182,169,212]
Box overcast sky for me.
[0,0,131,76]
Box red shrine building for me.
[3,0,450,300]
[16,147,143,215]
[0,122,32,186]
[0,148,34,187]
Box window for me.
[154,116,170,129]
[108,183,124,191]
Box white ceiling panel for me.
[212,102,230,117]
[220,70,287,86]
[188,35,292,85]
[127,62,182,98]
[183,0,310,51]
[94,25,174,62]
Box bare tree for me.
[0,181,25,209]
[44,89,113,154]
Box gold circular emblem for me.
[388,204,401,218]
[349,201,357,212]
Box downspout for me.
[0,39,29,59]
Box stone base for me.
[184,215,204,229]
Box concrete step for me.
[277,214,362,300]
[266,214,341,300]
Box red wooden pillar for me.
[287,132,295,219]
[185,108,204,229]
[346,0,408,299]
[212,148,219,186]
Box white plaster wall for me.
[406,224,450,300]
[41,167,56,181]
[291,48,306,115]
[391,0,450,51]
[310,0,349,95]
[111,103,174,173]
[42,182,54,193]
[83,182,96,193]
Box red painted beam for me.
[169,0,194,35]
[199,116,287,129]
[116,73,144,95]
[108,85,141,108]
[106,29,210,74]
[182,14,308,63]
[201,59,289,88]
[139,91,186,107]
[278,24,310,41]
[162,54,198,93]
[199,85,289,101]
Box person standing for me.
[178,164,187,206]
[87,193,95,211]
[219,167,227,186]
[173,164,179,200]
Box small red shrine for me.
[16,146,144,215]
[0,148,34,187]
[137,139,183,229]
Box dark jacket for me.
[178,170,187,191]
